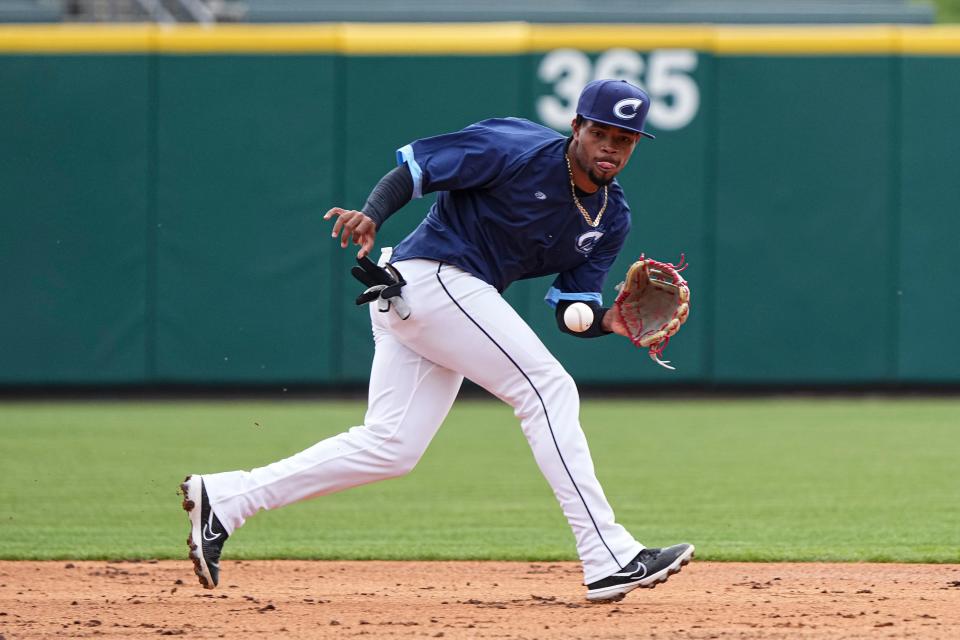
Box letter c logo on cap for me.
[613,98,642,120]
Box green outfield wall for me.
[2,24,959,386]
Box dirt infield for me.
[1,560,959,639]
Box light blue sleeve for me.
[544,288,603,309]
[396,144,424,199]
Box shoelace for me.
[636,548,662,563]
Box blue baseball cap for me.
[576,79,656,139]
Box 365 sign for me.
[536,48,700,132]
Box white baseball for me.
[563,302,594,332]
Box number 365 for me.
[537,48,700,132]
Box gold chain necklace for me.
[565,154,608,228]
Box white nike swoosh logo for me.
[625,563,648,581]
[202,522,222,542]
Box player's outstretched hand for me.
[324,207,377,258]
[602,307,630,338]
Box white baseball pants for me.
[203,258,642,583]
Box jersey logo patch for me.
[575,230,604,256]
[534,191,547,200]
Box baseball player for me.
[181,79,694,603]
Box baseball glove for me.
[613,255,690,370]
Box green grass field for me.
[1,397,957,563]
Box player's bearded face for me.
[571,120,640,188]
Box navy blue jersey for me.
[390,118,632,307]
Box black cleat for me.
[180,475,229,589]
[586,543,695,602]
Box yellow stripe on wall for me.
[528,25,713,52]
[899,26,960,54]
[714,26,900,55]
[1,23,960,55]
[339,22,529,55]
[156,24,338,53]
[0,24,152,52]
